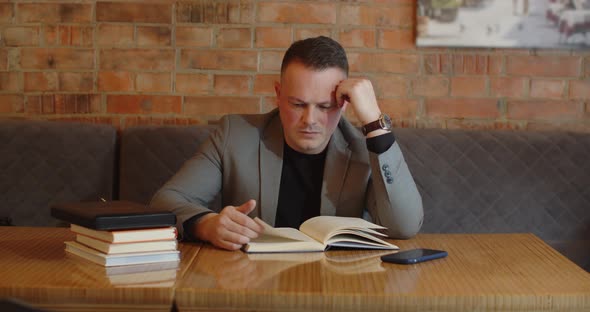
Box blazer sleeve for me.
[366,140,424,239]
[149,117,229,238]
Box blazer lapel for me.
[259,116,284,226]
[321,127,351,217]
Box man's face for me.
[274,62,347,155]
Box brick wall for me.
[0,0,588,131]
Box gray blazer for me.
[150,109,423,239]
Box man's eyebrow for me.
[287,96,306,103]
[287,96,333,106]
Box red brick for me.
[426,98,499,118]
[255,27,292,48]
[350,53,418,74]
[0,3,12,23]
[526,121,590,132]
[214,75,250,95]
[238,0,254,24]
[377,29,414,50]
[373,75,407,98]
[27,94,101,114]
[378,99,418,119]
[98,71,134,92]
[176,73,209,94]
[42,96,55,114]
[216,28,251,48]
[446,119,525,131]
[137,26,171,47]
[2,27,39,46]
[101,49,174,71]
[0,72,19,92]
[136,73,171,93]
[257,2,336,24]
[59,72,93,92]
[176,26,212,47]
[97,2,171,23]
[259,51,283,72]
[569,80,590,99]
[453,55,492,75]
[50,116,120,127]
[0,49,7,70]
[20,48,94,70]
[58,26,93,46]
[123,116,201,128]
[530,79,565,99]
[423,54,452,75]
[585,57,590,77]
[339,29,375,48]
[17,3,92,23]
[184,96,259,115]
[489,55,504,75]
[97,24,134,46]
[52,94,101,114]
[507,56,581,77]
[180,50,257,71]
[24,72,58,92]
[294,28,332,41]
[507,100,581,120]
[490,77,526,98]
[340,5,413,27]
[0,95,23,113]
[254,74,279,95]
[177,1,249,24]
[43,26,58,46]
[107,95,181,114]
[412,76,449,97]
[451,76,487,97]
[261,96,277,112]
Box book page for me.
[299,216,386,244]
[245,218,324,253]
[253,217,316,242]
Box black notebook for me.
[51,200,176,230]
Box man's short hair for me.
[280,36,349,76]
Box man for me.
[150,36,423,251]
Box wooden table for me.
[175,234,590,312]
[0,226,200,312]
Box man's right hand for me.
[194,199,264,251]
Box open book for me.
[242,216,398,253]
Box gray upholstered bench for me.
[0,119,117,227]
[119,125,590,272]
[396,128,590,272]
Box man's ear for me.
[274,81,281,107]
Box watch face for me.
[380,114,392,130]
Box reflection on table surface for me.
[176,234,590,312]
[0,226,200,312]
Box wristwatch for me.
[361,113,392,135]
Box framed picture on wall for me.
[416,0,590,48]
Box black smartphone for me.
[381,248,447,264]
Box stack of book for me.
[65,224,180,267]
[51,200,180,267]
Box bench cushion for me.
[0,119,117,227]
[396,128,590,271]
[119,125,214,205]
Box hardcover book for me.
[70,224,177,244]
[76,234,178,254]
[65,241,180,267]
[51,200,176,230]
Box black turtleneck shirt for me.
[274,132,394,228]
[274,143,327,228]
